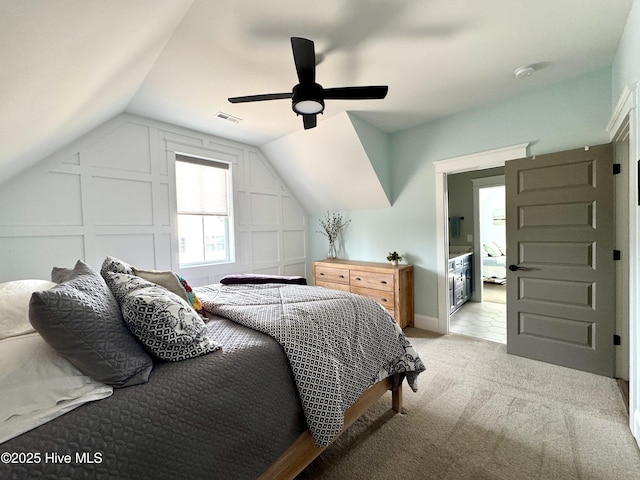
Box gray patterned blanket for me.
[198,283,425,447]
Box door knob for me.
[508,264,529,271]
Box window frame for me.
[174,153,235,268]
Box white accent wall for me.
[0,114,308,286]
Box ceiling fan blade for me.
[228,92,292,103]
[302,114,317,129]
[291,37,315,84]
[323,86,388,100]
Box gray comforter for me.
[0,317,306,480]
[198,283,425,447]
[1,284,424,479]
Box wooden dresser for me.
[312,259,414,328]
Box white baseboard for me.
[413,314,440,333]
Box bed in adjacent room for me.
[0,257,424,480]
[482,241,507,283]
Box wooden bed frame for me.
[258,377,403,480]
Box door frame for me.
[434,143,528,334]
[606,82,638,446]
[471,175,505,303]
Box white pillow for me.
[0,279,56,340]
[0,333,113,444]
[483,242,502,257]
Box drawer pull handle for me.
[380,280,387,284]
[339,275,345,278]
[381,298,388,303]
[319,272,325,276]
[355,277,361,281]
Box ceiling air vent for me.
[215,111,242,124]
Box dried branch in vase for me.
[317,211,350,259]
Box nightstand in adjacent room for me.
[312,259,414,328]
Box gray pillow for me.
[29,260,153,387]
[51,260,94,283]
[109,273,219,361]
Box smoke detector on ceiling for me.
[514,65,535,79]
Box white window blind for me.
[175,154,232,266]
[175,155,229,215]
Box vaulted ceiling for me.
[0,0,633,208]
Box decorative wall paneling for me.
[0,114,308,285]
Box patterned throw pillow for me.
[101,258,205,317]
[100,256,134,291]
[176,275,205,316]
[108,273,219,362]
[107,272,151,306]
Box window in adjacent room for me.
[175,154,233,266]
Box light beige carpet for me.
[298,329,640,480]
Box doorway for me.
[434,143,528,337]
[447,170,507,343]
[436,143,626,377]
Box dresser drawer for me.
[315,266,350,285]
[350,270,394,292]
[312,260,413,328]
[351,286,395,313]
[316,280,351,292]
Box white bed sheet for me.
[0,332,113,444]
[483,254,507,280]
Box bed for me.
[482,241,507,283]
[0,257,424,480]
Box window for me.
[175,154,232,266]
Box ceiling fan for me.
[228,37,388,129]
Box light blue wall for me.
[309,67,613,319]
[348,112,392,204]
[613,0,640,101]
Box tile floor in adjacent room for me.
[449,283,506,344]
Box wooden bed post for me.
[392,384,403,412]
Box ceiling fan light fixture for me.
[293,99,324,114]
[292,82,325,115]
